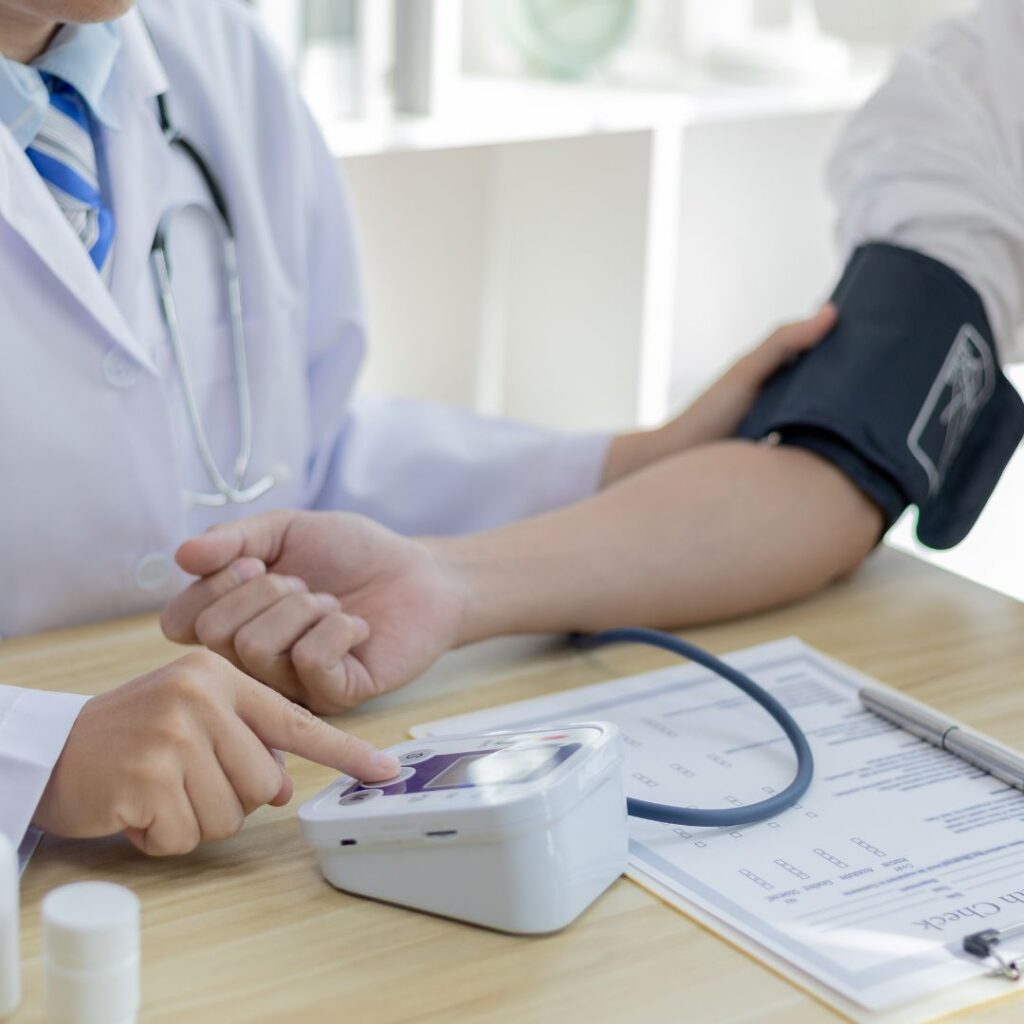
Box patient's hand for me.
[162,512,465,713]
[600,304,837,486]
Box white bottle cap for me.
[42,883,140,1024]
[0,833,19,1019]
[42,883,139,970]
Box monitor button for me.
[364,766,416,788]
[338,789,382,807]
[398,749,434,765]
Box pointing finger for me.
[232,679,399,781]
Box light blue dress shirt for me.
[0,21,121,148]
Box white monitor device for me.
[299,723,627,934]
[299,629,816,934]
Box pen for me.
[859,687,1024,792]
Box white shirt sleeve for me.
[0,686,89,862]
[311,392,611,536]
[828,3,1024,361]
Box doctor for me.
[1,0,842,858]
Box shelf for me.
[320,55,887,159]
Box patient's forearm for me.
[438,440,884,643]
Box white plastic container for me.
[42,882,140,1024]
[300,723,628,934]
[0,834,19,1019]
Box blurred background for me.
[252,0,1024,604]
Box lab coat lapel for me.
[103,10,170,343]
[103,92,169,341]
[0,9,169,373]
[0,127,155,371]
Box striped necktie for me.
[25,72,115,277]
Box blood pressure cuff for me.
[736,243,1024,549]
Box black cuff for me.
[737,243,1024,549]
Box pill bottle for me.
[42,882,139,1024]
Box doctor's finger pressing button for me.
[31,652,400,856]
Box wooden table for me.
[6,548,1024,1023]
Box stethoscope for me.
[149,90,275,508]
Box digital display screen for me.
[424,747,562,789]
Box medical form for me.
[415,638,1024,1017]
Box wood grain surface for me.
[6,548,1024,1023]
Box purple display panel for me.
[345,743,582,797]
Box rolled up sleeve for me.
[828,6,1024,361]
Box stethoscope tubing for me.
[149,91,273,507]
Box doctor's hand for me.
[162,512,465,713]
[600,304,837,485]
[31,651,399,856]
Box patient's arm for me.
[162,438,881,712]
[438,438,884,640]
[160,308,880,710]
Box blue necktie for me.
[25,72,115,276]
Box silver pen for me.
[859,686,1024,792]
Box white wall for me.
[816,0,976,44]
[343,147,489,408]
[670,110,848,408]
[345,132,654,432]
[347,1,982,425]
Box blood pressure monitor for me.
[299,724,628,934]
[300,628,816,935]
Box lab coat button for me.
[103,349,140,390]
[135,553,174,592]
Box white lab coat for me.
[0,0,608,852]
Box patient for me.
[160,305,881,714]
